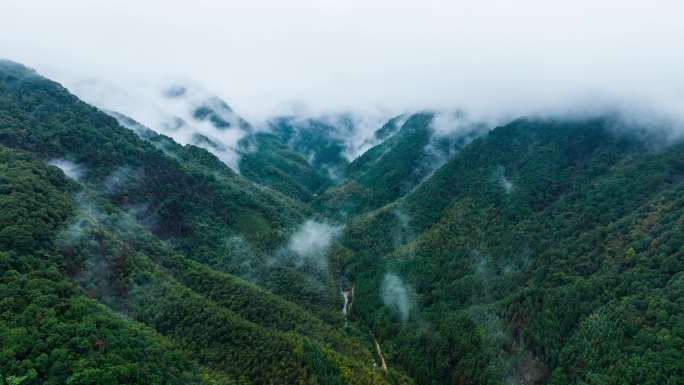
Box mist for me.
[420,111,488,179]
[381,272,414,322]
[79,80,250,171]
[286,220,342,269]
[48,159,84,181]
[2,0,683,128]
[494,166,514,194]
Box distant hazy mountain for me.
[317,112,486,216]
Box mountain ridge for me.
[1,59,683,385]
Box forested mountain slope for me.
[317,112,484,216]
[0,60,307,259]
[1,59,683,385]
[0,60,409,385]
[239,132,333,202]
[338,117,684,384]
[0,146,221,385]
[268,116,352,173]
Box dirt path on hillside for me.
[373,336,388,371]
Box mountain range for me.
[0,60,682,385]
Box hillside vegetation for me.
[1,60,682,385]
[0,61,407,385]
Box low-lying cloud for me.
[287,220,343,269]
[266,111,394,166]
[72,80,250,171]
[430,111,473,139]
[494,166,514,194]
[417,111,488,183]
[48,159,84,181]
[3,0,682,131]
[381,272,414,322]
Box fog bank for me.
[1,0,682,124]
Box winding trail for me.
[373,336,388,371]
[340,281,385,371]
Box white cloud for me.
[287,220,342,268]
[381,272,414,322]
[71,79,249,171]
[1,0,683,125]
[48,159,83,181]
[430,111,471,138]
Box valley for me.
[0,59,682,385]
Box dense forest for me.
[0,60,682,385]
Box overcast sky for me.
[1,0,683,123]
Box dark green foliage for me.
[0,147,71,254]
[319,112,482,216]
[268,116,350,171]
[2,58,683,385]
[157,253,373,361]
[239,132,332,202]
[50,189,387,384]
[0,61,306,261]
[318,113,437,215]
[338,117,684,384]
[0,147,220,385]
[373,115,405,142]
[0,268,216,385]
[191,96,251,131]
[404,117,643,232]
[0,61,398,385]
[303,339,344,385]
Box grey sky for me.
[2,0,683,123]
